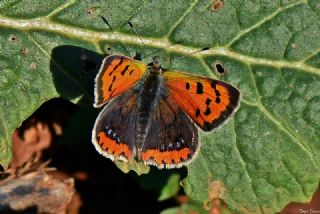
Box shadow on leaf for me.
[50,45,104,106]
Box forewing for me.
[140,96,199,169]
[92,89,139,162]
[94,55,147,107]
[163,71,240,131]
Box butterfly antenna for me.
[127,21,146,50]
[139,41,183,61]
[100,16,132,58]
[141,49,164,60]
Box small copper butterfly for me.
[92,54,240,169]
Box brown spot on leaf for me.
[30,62,37,70]
[211,0,224,11]
[208,180,225,200]
[204,180,227,211]
[21,47,29,55]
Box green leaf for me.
[0,1,319,213]
[158,174,180,201]
[161,203,206,214]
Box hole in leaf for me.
[8,34,17,43]
[106,46,114,55]
[211,61,227,75]
[87,7,95,16]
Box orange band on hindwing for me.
[141,148,191,166]
[98,131,132,159]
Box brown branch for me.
[0,171,74,214]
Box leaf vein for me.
[231,119,262,212]
[226,1,307,47]
[258,104,319,171]
[166,0,199,38]
[25,32,89,99]
[248,67,319,171]
[45,0,76,19]
[281,158,309,198]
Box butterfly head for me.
[148,56,162,74]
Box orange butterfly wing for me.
[94,55,147,107]
[163,71,240,131]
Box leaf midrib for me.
[0,16,319,76]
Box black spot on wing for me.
[186,82,190,90]
[121,65,130,75]
[195,108,200,117]
[109,58,124,76]
[210,81,221,97]
[204,107,211,116]
[196,82,203,94]
[108,83,113,92]
[205,98,212,105]
[210,81,216,89]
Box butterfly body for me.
[135,63,165,154]
[92,55,240,169]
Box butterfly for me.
[92,54,240,169]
